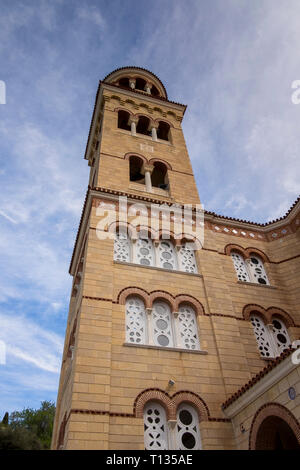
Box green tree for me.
[3,400,56,450]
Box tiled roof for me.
[221,347,296,410]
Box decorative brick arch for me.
[124,152,148,164]
[224,244,269,263]
[267,307,295,327]
[172,391,209,422]
[114,106,134,115]
[245,247,269,263]
[149,290,176,311]
[154,117,174,128]
[149,157,172,170]
[134,388,210,422]
[134,388,173,420]
[243,304,295,327]
[249,402,300,450]
[224,243,246,257]
[107,220,138,240]
[117,286,150,308]
[133,112,154,126]
[243,304,269,324]
[157,230,180,247]
[174,295,205,317]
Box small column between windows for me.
[145,82,152,94]
[129,117,138,136]
[146,308,154,345]
[129,78,136,90]
[141,163,154,193]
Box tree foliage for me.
[0,401,56,450]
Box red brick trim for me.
[117,287,205,317]
[224,244,269,262]
[114,106,134,115]
[148,157,172,170]
[153,117,174,128]
[134,388,210,421]
[118,286,151,308]
[242,304,295,327]
[244,247,270,263]
[249,402,300,450]
[172,391,209,421]
[124,152,148,163]
[174,295,205,316]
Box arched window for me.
[119,77,130,88]
[176,403,201,450]
[250,313,291,358]
[113,230,130,263]
[134,237,155,266]
[129,156,145,183]
[250,313,274,358]
[117,110,131,131]
[271,317,291,354]
[156,240,177,270]
[151,161,168,189]
[152,300,174,348]
[144,401,169,450]
[151,85,160,97]
[125,296,147,345]
[157,121,170,141]
[177,304,200,350]
[231,251,269,285]
[231,251,250,282]
[136,116,151,136]
[247,254,269,285]
[178,243,198,273]
[135,77,147,92]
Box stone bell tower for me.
[51,67,300,451]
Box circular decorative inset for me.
[288,387,296,400]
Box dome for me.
[103,66,168,99]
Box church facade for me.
[51,67,300,450]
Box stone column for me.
[142,163,154,193]
[129,78,136,90]
[145,82,152,94]
[128,116,138,136]
[148,122,159,142]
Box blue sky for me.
[0,0,299,417]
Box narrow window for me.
[247,254,269,285]
[135,237,154,266]
[157,240,177,270]
[176,404,201,450]
[135,77,147,92]
[157,121,170,141]
[144,402,169,450]
[117,110,131,131]
[231,251,250,282]
[118,77,130,88]
[125,296,147,345]
[136,116,151,136]
[113,231,130,263]
[152,301,174,348]
[178,243,197,273]
[177,304,200,350]
[129,156,145,183]
[271,317,291,355]
[250,314,274,358]
[151,161,168,189]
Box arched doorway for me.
[255,416,299,450]
[249,403,300,450]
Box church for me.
[51,67,300,450]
